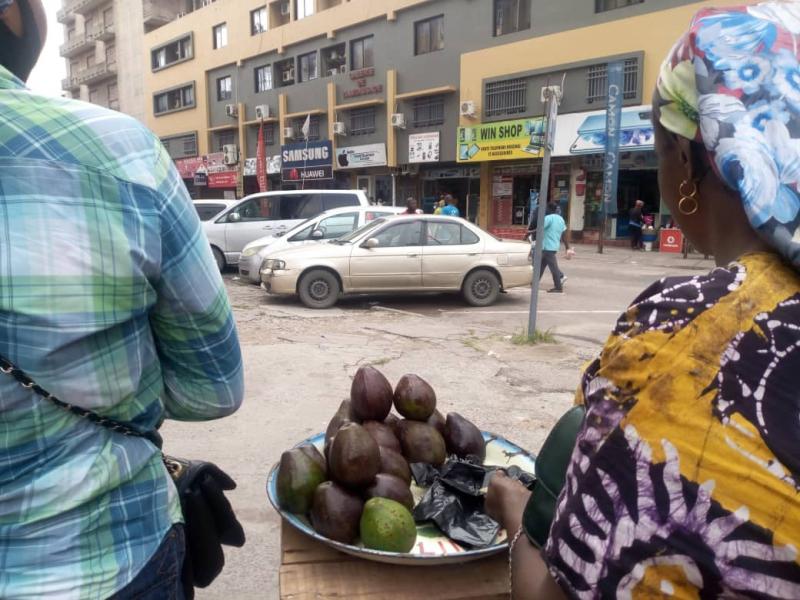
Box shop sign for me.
[409,132,440,163]
[175,152,237,179]
[492,174,513,199]
[208,171,238,189]
[193,170,208,187]
[660,228,683,253]
[421,166,480,180]
[457,117,546,163]
[244,156,282,176]
[176,156,204,179]
[602,61,624,213]
[281,141,333,181]
[336,143,387,169]
[553,104,654,157]
[343,67,383,99]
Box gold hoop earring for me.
[678,179,699,216]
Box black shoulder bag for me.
[0,356,246,599]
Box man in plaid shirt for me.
[0,2,244,598]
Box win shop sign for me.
[281,141,333,182]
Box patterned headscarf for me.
[658,1,800,268]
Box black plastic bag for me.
[410,458,535,549]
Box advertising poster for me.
[409,132,440,163]
[457,117,546,163]
[553,105,654,157]
[336,143,387,169]
[281,141,333,181]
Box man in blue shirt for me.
[539,203,571,293]
[441,194,461,217]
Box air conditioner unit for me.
[391,113,406,129]
[225,103,238,118]
[222,144,239,165]
[283,126,295,140]
[255,104,270,119]
[460,100,476,118]
[280,1,290,16]
[282,68,294,83]
[333,121,347,136]
[328,68,339,77]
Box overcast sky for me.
[28,0,66,97]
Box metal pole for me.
[527,88,559,337]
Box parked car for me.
[259,215,532,309]
[204,189,370,270]
[193,199,237,221]
[238,205,405,283]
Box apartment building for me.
[142,0,731,235]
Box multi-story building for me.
[142,0,734,238]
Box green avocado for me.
[359,497,417,553]
[276,446,327,514]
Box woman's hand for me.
[486,471,532,535]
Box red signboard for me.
[175,157,204,179]
[208,171,238,189]
[659,228,683,253]
[256,122,268,193]
[493,199,513,226]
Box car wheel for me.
[212,247,226,272]
[298,269,340,309]
[462,270,500,307]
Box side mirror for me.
[311,229,325,240]
[228,212,241,223]
[363,238,379,249]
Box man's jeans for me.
[539,250,564,290]
[112,525,185,600]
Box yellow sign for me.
[457,117,546,162]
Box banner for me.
[281,140,333,181]
[409,132,440,163]
[603,61,624,213]
[457,117,546,163]
[553,104,653,157]
[257,121,268,192]
[335,143,387,169]
[208,171,238,188]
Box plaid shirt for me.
[0,66,244,598]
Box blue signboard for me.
[602,61,624,213]
[281,140,333,181]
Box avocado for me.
[360,497,417,553]
[393,374,436,421]
[444,412,486,462]
[364,473,414,511]
[351,366,394,422]
[398,420,446,466]
[276,447,327,514]
[384,412,401,435]
[324,399,356,457]
[310,481,364,544]
[362,420,401,453]
[427,409,446,437]
[328,422,381,489]
[378,446,412,485]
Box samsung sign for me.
[281,140,333,182]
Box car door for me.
[289,212,359,246]
[422,222,484,288]
[274,193,321,237]
[348,220,423,291]
[223,195,282,259]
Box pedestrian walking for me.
[0,2,244,597]
[402,197,423,215]
[629,199,645,250]
[441,194,461,217]
[539,203,571,293]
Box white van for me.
[204,189,369,270]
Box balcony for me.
[74,61,117,86]
[61,76,79,92]
[87,21,115,42]
[71,0,111,16]
[143,0,179,31]
[56,6,75,23]
[59,31,94,58]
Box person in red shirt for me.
[402,197,423,215]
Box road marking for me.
[439,309,621,315]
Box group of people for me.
[401,193,460,217]
[2,1,800,599]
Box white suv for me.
[203,189,369,270]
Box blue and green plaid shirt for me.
[0,66,244,598]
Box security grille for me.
[350,107,376,135]
[586,58,639,103]
[412,96,445,127]
[485,77,527,118]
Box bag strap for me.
[0,355,162,447]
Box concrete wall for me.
[115,0,146,122]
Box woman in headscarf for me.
[487,2,800,598]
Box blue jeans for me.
[112,525,185,600]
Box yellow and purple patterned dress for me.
[544,253,800,598]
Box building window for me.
[107,82,119,110]
[298,51,319,83]
[276,58,295,87]
[89,87,99,104]
[161,132,198,159]
[493,0,530,36]
[254,65,272,92]
[217,75,232,101]
[151,34,193,71]
[586,58,639,103]
[596,0,643,12]
[103,7,113,26]
[351,36,374,70]
[322,43,346,76]
[412,95,444,127]
[216,130,235,152]
[105,44,116,66]
[87,53,96,68]
[414,15,444,55]
[350,107,376,135]
[153,83,195,116]
[67,25,75,40]
[293,116,320,140]
[485,77,527,117]
[251,6,267,34]
[264,123,275,145]
[296,0,313,19]
[213,23,228,49]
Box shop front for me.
[419,164,480,221]
[335,143,395,204]
[175,153,240,200]
[242,155,282,195]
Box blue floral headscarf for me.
[658,1,800,269]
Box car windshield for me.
[331,217,386,244]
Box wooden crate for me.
[280,524,509,599]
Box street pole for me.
[599,60,624,254]
[527,86,561,338]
